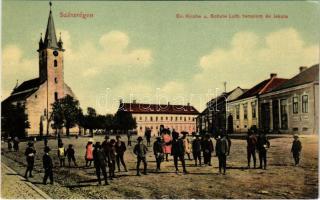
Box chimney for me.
[270,73,277,79]
[187,102,190,106]
[168,102,170,105]
[119,99,123,104]
[299,66,307,73]
[132,100,137,104]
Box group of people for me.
[246,128,302,170]
[11,127,303,186]
[152,129,231,175]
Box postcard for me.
[1,0,319,199]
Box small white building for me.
[119,101,199,136]
[227,74,287,133]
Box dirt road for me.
[1,134,318,199]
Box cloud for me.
[196,28,319,93]
[2,45,37,98]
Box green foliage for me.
[1,103,30,138]
[114,110,137,134]
[51,95,80,136]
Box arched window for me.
[54,60,58,67]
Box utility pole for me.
[224,81,228,132]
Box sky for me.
[2,1,320,114]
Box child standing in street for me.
[66,144,78,167]
[291,134,302,166]
[58,143,66,167]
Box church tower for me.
[38,2,65,102]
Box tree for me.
[1,103,30,138]
[51,100,64,136]
[104,114,114,134]
[85,107,97,137]
[51,95,80,137]
[114,111,137,134]
[61,95,80,136]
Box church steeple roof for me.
[43,2,59,49]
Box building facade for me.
[227,74,287,133]
[259,65,319,134]
[2,4,78,136]
[196,87,246,134]
[119,102,199,136]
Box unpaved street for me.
[1,134,318,199]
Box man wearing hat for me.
[192,134,202,166]
[24,141,36,179]
[291,134,302,166]
[153,136,164,172]
[115,135,128,172]
[257,131,270,170]
[215,134,229,175]
[202,134,214,166]
[43,146,53,184]
[171,131,188,174]
[93,142,109,185]
[133,136,148,176]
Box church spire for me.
[43,1,59,49]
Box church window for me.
[54,60,58,67]
[54,77,58,83]
[44,109,47,116]
[54,92,58,101]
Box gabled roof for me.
[12,78,41,94]
[234,77,288,101]
[207,87,247,107]
[270,64,319,92]
[2,89,37,105]
[119,103,199,115]
[2,78,43,105]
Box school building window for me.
[251,101,256,118]
[243,103,248,119]
[293,97,298,114]
[302,95,308,113]
[150,116,153,121]
[236,105,240,119]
